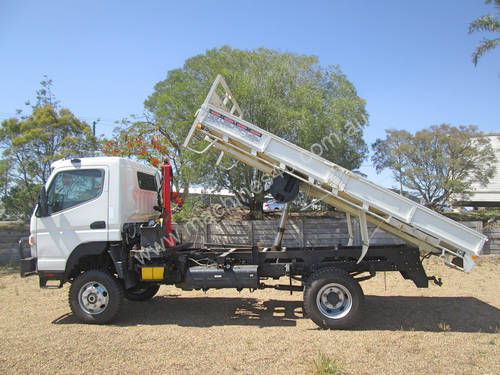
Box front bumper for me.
[18,236,37,277]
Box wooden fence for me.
[0,224,28,265]
[484,225,500,254]
[176,217,497,254]
[1,219,498,265]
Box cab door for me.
[35,167,109,271]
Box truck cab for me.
[23,157,160,287]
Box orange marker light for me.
[195,124,202,129]
[471,255,478,260]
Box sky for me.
[1,0,499,189]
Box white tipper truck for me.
[18,76,487,329]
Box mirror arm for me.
[38,186,49,217]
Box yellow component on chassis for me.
[141,266,165,280]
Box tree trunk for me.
[248,194,264,220]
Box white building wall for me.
[467,133,500,205]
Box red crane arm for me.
[161,160,176,248]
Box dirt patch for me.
[1,256,499,375]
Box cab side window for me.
[46,169,104,214]
[137,172,157,191]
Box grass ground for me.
[0,256,499,375]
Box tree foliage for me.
[372,130,411,195]
[469,0,500,66]
[0,79,97,219]
[111,46,368,218]
[103,122,166,168]
[372,124,497,209]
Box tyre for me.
[124,284,160,301]
[69,270,124,324]
[303,267,363,329]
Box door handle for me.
[90,221,106,229]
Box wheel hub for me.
[326,291,340,306]
[316,283,352,319]
[79,282,109,315]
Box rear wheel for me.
[69,270,124,324]
[124,284,160,301]
[304,267,363,329]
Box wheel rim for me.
[78,281,109,315]
[316,283,352,319]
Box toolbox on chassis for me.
[19,76,487,329]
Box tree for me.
[469,0,500,66]
[0,160,11,198]
[372,124,496,209]
[118,46,368,218]
[1,183,41,219]
[0,79,97,219]
[103,121,167,168]
[372,130,412,195]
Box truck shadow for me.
[358,296,500,333]
[52,295,500,332]
[53,296,302,327]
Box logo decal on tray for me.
[209,109,262,138]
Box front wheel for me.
[303,267,363,329]
[69,270,124,324]
[124,284,160,301]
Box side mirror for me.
[36,186,49,217]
